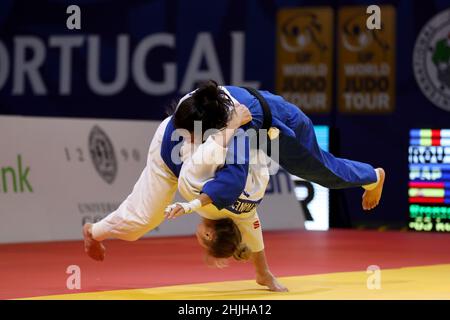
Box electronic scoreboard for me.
[409,129,450,232]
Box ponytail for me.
[233,243,252,261]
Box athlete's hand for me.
[229,103,252,129]
[164,203,186,220]
[165,199,202,220]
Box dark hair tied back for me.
[173,80,233,133]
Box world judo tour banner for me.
[276,7,333,114]
[337,5,396,113]
[0,116,304,243]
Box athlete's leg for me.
[273,99,385,209]
[91,161,177,242]
[84,118,178,261]
[278,115,378,188]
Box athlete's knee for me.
[117,222,152,241]
[130,214,164,240]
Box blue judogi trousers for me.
[267,93,377,189]
[227,86,378,189]
[277,116,377,189]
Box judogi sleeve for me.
[201,129,250,210]
[178,135,229,196]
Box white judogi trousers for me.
[91,117,177,241]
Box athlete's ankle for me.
[362,168,381,191]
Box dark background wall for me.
[1,0,449,229]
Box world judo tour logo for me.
[279,11,329,60]
[89,126,118,184]
[341,9,390,60]
[414,8,450,112]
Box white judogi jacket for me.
[178,133,270,252]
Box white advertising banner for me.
[0,116,304,244]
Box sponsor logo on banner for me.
[0,154,33,194]
[276,7,333,113]
[338,6,396,113]
[88,125,118,184]
[413,9,450,112]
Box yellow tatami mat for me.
[25,264,450,300]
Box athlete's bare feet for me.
[362,168,385,211]
[256,272,289,292]
[83,223,105,261]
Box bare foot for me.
[362,168,385,211]
[83,223,105,261]
[256,272,289,292]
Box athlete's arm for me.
[201,132,250,210]
[165,193,212,219]
[165,105,252,218]
[213,103,251,147]
[168,133,250,216]
[198,103,253,210]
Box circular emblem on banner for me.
[413,9,450,112]
[89,125,118,184]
